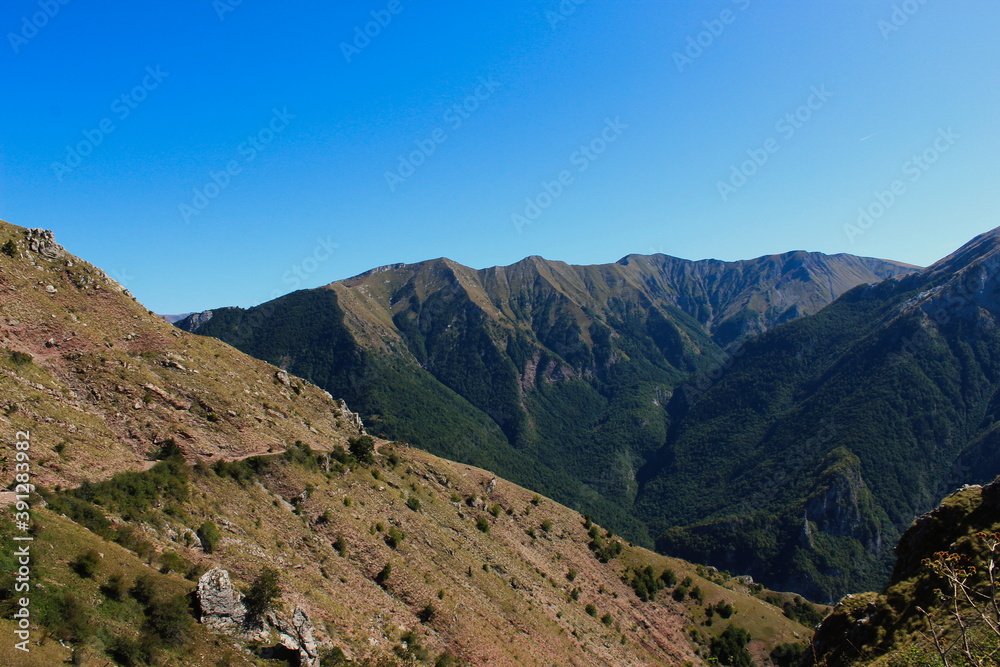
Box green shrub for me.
[108,634,157,666]
[348,435,375,464]
[418,603,436,623]
[540,520,553,533]
[375,563,392,586]
[101,572,128,601]
[629,565,668,602]
[710,625,753,667]
[9,351,32,366]
[601,613,614,626]
[145,594,193,647]
[197,521,221,553]
[158,550,188,575]
[406,495,422,512]
[385,527,405,549]
[1,240,16,257]
[475,517,490,533]
[70,550,101,578]
[244,567,281,624]
[333,535,347,557]
[130,574,157,604]
[567,569,577,582]
[771,642,807,667]
[585,603,597,617]
[44,591,91,641]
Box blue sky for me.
[2,0,998,313]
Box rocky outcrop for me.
[25,228,63,259]
[266,606,320,667]
[196,568,320,667]
[197,568,247,632]
[335,398,365,433]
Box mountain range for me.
[0,220,817,665]
[176,247,924,601]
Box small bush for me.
[418,603,436,623]
[567,569,577,582]
[101,573,128,601]
[585,603,597,617]
[385,527,405,549]
[1,240,16,257]
[771,642,807,667]
[159,550,189,575]
[109,634,157,666]
[71,550,101,578]
[9,351,32,366]
[145,594,193,647]
[130,575,157,604]
[475,517,490,533]
[348,435,376,464]
[540,520,553,533]
[333,535,347,557]
[375,563,392,586]
[601,613,614,626]
[197,521,221,553]
[406,496,422,512]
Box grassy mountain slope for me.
[177,250,914,549]
[0,220,816,665]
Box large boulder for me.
[197,568,247,632]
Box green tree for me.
[348,435,376,464]
[244,567,281,624]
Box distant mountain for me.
[637,227,1000,601]
[176,250,916,556]
[0,220,816,664]
[158,313,192,323]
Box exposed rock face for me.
[197,568,320,666]
[182,310,214,329]
[266,606,320,667]
[25,228,63,259]
[335,398,365,433]
[197,568,247,632]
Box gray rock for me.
[335,398,366,433]
[25,229,63,259]
[197,568,247,632]
[266,606,320,667]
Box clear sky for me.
[2,0,998,314]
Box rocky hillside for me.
[0,220,816,665]
[809,478,1000,666]
[175,251,915,551]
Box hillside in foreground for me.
[810,477,1000,667]
[0,221,819,665]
